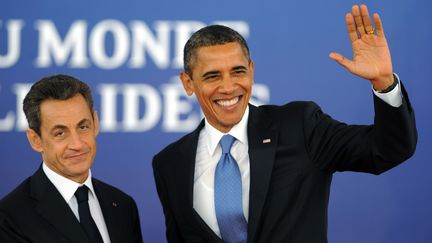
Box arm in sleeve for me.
[304,81,417,174]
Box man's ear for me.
[93,111,100,136]
[26,128,43,153]
[249,60,255,84]
[180,72,194,96]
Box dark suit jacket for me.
[0,166,143,243]
[152,86,417,243]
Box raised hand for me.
[329,4,394,91]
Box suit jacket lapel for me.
[178,120,224,242]
[93,179,123,243]
[180,121,203,212]
[31,166,90,243]
[246,105,278,243]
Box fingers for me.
[352,5,365,35]
[329,52,354,71]
[346,13,358,43]
[360,5,374,34]
[374,13,385,37]
[350,4,377,38]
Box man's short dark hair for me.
[23,74,94,136]
[183,25,251,77]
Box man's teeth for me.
[217,97,239,107]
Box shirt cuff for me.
[372,73,403,107]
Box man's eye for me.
[80,125,89,130]
[233,70,246,75]
[205,75,218,80]
[55,131,65,137]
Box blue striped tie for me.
[215,135,248,243]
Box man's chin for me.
[220,117,243,129]
[65,160,92,172]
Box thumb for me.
[329,52,354,71]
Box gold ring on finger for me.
[366,27,375,35]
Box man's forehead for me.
[40,94,88,110]
[39,95,92,127]
[196,42,243,55]
[194,43,248,65]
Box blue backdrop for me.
[1,0,431,242]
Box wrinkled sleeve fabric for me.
[304,82,417,174]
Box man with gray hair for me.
[0,74,143,243]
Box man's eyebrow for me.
[49,124,67,133]
[232,65,247,71]
[202,70,220,79]
[77,118,91,126]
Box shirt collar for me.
[203,106,249,156]
[42,162,96,203]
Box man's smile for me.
[215,95,242,108]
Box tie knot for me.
[75,186,89,203]
[219,134,235,154]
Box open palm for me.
[330,5,394,90]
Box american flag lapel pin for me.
[262,138,271,144]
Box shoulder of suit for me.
[92,178,134,202]
[152,127,198,166]
[0,176,32,210]
[257,100,319,110]
[0,177,31,209]
[255,101,322,120]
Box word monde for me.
[0,19,249,69]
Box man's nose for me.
[68,132,84,150]
[219,75,235,93]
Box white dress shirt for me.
[194,107,250,237]
[42,163,111,243]
[193,77,403,237]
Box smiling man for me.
[152,4,417,243]
[180,42,254,133]
[0,75,143,243]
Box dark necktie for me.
[75,186,104,243]
[214,135,248,243]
